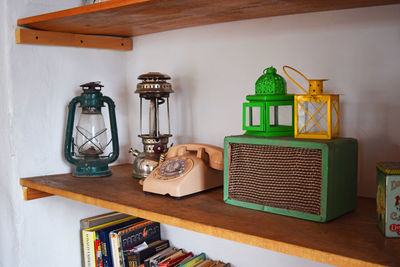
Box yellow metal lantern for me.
[283,66,340,139]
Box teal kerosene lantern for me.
[243,67,294,137]
[64,82,119,177]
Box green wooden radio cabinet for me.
[224,135,358,222]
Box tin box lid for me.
[376,162,400,175]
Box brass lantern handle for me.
[282,65,309,94]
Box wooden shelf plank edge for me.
[19,178,380,267]
[15,28,132,50]
[17,0,150,26]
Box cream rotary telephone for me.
[142,144,223,198]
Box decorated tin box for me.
[376,162,400,237]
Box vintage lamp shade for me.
[130,72,173,179]
[283,66,340,140]
[64,82,119,177]
[243,66,294,137]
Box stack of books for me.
[80,212,230,267]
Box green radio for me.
[223,135,358,222]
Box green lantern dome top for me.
[255,66,287,95]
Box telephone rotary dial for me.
[158,158,192,179]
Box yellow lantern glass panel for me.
[283,65,340,140]
[295,94,339,139]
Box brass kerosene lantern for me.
[130,72,173,179]
[64,82,119,177]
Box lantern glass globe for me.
[75,113,107,156]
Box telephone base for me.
[143,186,222,199]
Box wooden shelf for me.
[20,164,399,267]
[16,0,400,49]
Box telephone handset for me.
[142,144,224,198]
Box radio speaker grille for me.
[228,143,323,215]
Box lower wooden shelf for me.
[20,164,399,266]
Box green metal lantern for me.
[64,82,119,177]
[243,67,294,137]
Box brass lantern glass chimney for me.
[130,72,173,179]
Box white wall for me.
[0,1,20,267]
[0,1,399,267]
[127,4,400,266]
[1,1,129,267]
[127,4,400,198]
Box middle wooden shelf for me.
[19,164,400,267]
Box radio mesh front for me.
[228,143,323,215]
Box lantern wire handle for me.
[282,65,309,94]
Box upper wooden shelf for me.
[17,0,400,37]
[20,164,399,267]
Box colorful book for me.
[156,250,183,266]
[98,217,146,267]
[189,258,204,267]
[144,247,177,267]
[210,262,230,267]
[175,255,194,267]
[82,228,96,267]
[80,212,131,267]
[80,212,131,229]
[110,221,150,267]
[123,239,169,267]
[150,248,183,267]
[178,253,206,267]
[192,260,213,267]
[82,216,136,267]
[120,221,161,251]
[110,220,161,267]
[159,252,193,267]
[95,239,103,267]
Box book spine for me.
[82,230,96,267]
[100,218,146,267]
[181,253,206,267]
[125,240,169,267]
[124,251,139,267]
[110,232,122,267]
[100,235,111,267]
[117,235,124,267]
[95,239,103,267]
[120,222,161,251]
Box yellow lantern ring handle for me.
[282,65,309,94]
